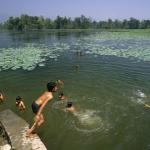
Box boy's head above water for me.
[67,102,72,108]
[58,92,65,100]
[59,92,64,96]
[16,96,22,101]
[47,82,57,92]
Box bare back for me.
[66,106,76,113]
[35,91,53,106]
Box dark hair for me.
[59,92,64,96]
[47,82,57,92]
[16,96,22,101]
[67,102,72,108]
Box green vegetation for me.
[1,30,150,71]
[1,14,150,31]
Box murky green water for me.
[0,30,150,150]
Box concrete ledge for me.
[0,109,47,150]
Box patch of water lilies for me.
[0,43,70,71]
[71,31,150,62]
[1,31,150,72]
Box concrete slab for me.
[0,109,47,150]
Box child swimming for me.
[56,80,64,88]
[16,96,26,111]
[65,102,76,113]
[58,92,66,100]
[0,91,4,102]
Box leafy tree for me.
[1,14,150,30]
[128,18,140,29]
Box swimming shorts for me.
[32,101,40,114]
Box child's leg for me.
[37,114,44,126]
[26,121,38,137]
[26,115,40,137]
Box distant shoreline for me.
[0,15,150,31]
[0,28,150,33]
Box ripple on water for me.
[71,110,109,134]
[51,102,108,134]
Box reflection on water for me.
[0,30,150,150]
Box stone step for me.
[0,109,47,150]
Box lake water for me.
[0,30,150,150]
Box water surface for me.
[0,30,150,150]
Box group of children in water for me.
[1,92,26,111]
[1,79,76,137]
[0,80,150,137]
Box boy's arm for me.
[0,94,4,100]
[34,99,50,123]
[37,95,52,116]
[21,101,26,109]
[144,104,150,108]
[22,102,26,109]
[37,100,48,115]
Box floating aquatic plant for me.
[1,31,150,72]
[0,43,70,71]
[71,31,150,62]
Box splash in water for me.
[71,110,107,134]
[136,90,146,98]
[131,90,146,105]
[52,102,108,134]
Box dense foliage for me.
[1,14,150,30]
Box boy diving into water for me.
[26,82,58,137]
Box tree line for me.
[0,14,150,30]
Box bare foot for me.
[26,129,36,138]
[26,132,37,138]
[26,134,37,138]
